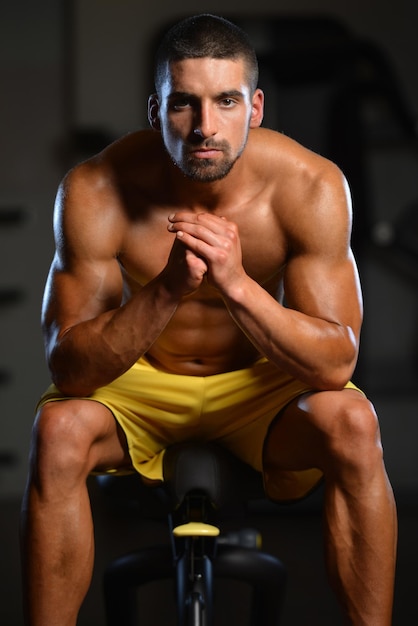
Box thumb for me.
[185,249,208,278]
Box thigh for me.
[263,388,374,474]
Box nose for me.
[194,102,217,138]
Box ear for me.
[148,94,161,130]
[249,88,264,128]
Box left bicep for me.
[283,247,363,344]
[282,163,363,340]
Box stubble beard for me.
[181,151,237,182]
[165,135,247,183]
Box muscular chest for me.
[119,210,286,291]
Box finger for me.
[173,225,230,254]
[175,229,239,269]
[185,249,208,274]
[169,216,237,245]
[168,212,228,233]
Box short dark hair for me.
[154,14,259,96]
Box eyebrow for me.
[168,89,245,101]
[217,89,245,99]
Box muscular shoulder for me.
[55,131,164,260]
[248,128,352,252]
[248,127,347,199]
[61,130,163,207]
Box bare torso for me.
[45,124,359,394]
[112,129,289,374]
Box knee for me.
[323,395,383,475]
[30,401,94,481]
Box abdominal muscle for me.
[144,298,261,376]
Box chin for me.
[181,158,238,183]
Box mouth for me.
[190,148,222,159]
[188,140,226,158]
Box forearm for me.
[47,277,179,396]
[224,277,358,390]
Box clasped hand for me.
[165,211,245,297]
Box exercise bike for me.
[99,442,286,625]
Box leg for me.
[263,389,397,626]
[20,399,132,626]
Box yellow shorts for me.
[37,357,361,502]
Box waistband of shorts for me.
[136,354,269,376]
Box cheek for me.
[232,124,250,154]
[164,118,187,145]
[160,126,184,162]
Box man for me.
[21,13,397,626]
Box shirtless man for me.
[20,14,397,626]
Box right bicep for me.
[42,167,124,345]
[42,254,124,346]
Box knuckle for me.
[216,249,229,263]
[222,238,232,252]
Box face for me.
[149,57,264,182]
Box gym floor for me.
[1,480,417,625]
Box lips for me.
[191,148,221,158]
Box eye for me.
[220,98,235,107]
[174,101,190,110]
[170,96,193,111]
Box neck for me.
[165,153,247,211]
